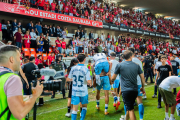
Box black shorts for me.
[68,82,72,98]
[122,91,138,111]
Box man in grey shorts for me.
[159,76,180,120]
[112,50,145,120]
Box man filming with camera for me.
[0,45,43,120]
[21,56,40,95]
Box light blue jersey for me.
[68,64,91,97]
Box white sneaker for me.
[144,83,147,85]
[161,98,163,102]
[142,95,147,99]
[65,113,71,117]
[169,117,175,120]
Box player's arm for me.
[19,67,29,89]
[66,69,73,81]
[112,74,117,82]
[86,70,92,86]
[155,71,159,85]
[139,73,145,88]
[7,81,43,120]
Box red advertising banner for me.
[0,2,103,28]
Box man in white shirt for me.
[83,38,88,54]
[101,33,104,41]
[159,76,180,120]
[30,29,37,48]
[110,52,120,110]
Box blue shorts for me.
[95,61,109,75]
[113,79,120,88]
[138,85,143,96]
[97,76,111,90]
[71,95,88,105]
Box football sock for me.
[68,106,71,113]
[114,96,117,103]
[124,105,126,115]
[96,100,100,107]
[165,112,169,118]
[138,103,144,119]
[118,97,120,101]
[80,107,87,120]
[170,114,174,119]
[71,111,77,120]
[105,104,108,112]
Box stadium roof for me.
[116,0,180,20]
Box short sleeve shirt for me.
[114,61,143,92]
[157,65,171,81]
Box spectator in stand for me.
[64,3,69,15]
[54,47,60,54]
[78,38,83,53]
[35,55,43,65]
[6,20,12,41]
[17,22,23,30]
[35,22,42,36]
[52,24,56,37]
[12,19,18,35]
[66,45,73,56]
[59,1,63,14]
[89,31,93,39]
[44,36,50,54]
[55,37,62,53]
[62,28,67,38]
[37,37,44,53]
[30,29,37,48]
[75,29,80,38]
[1,20,7,41]
[0,22,2,41]
[37,0,45,10]
[84,38,88,54]
[56,26,62,37]
[43,24,48,35]
[80,29,85,39]
[14,28,23,48]
[29,23,35,32]
[55,3,59,13]
[26,20,32,31]
[148,42,153,54]
[45,52,55,67]
[30,0,36,7]
[101,33,104,41]
[75,37,79,54]
[51,0,56,12]
[49,25,54,37]
[61,38,66,54]
[23,31,31,48]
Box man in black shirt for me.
[155,55,171,108]
[143,56,154,83]
[22,56,39,95]
[170,56,180,95]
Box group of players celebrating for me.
[65,46,146,120]
[64,46,180,120]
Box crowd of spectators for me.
[1,0,180,37]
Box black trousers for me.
[30,40,37,49]
[44,46,49,54]
[145,68,153,83]
[158,87,161,105]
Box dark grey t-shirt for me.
[114,61,143,92]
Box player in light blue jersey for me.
[67,54,91,120]
[92,53,112,115]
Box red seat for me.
[30,53,36,57]
[36,53,42,57]
[49,48,53,53]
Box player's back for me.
[93,53,107,64]
[70,64,90,97]
[110,59,119,79]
